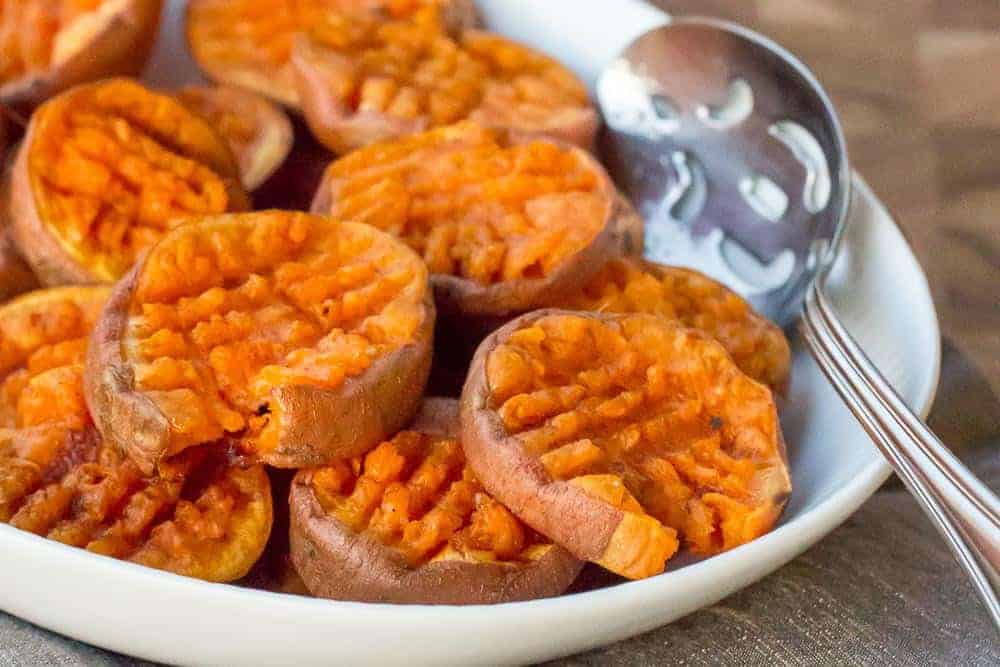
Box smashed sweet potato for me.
[290,398,582,604]
[0,0,164,108]
[312,122,635,317]
[564,260,792,394]
[186,0,478,109]
[0,287,272,582]
[177,85,295,192]
[8,78,249,286]
[293,5,598,153]
[86,211,435,474]
[460,310,791,580]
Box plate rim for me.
[0,175,943,666]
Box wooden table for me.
[1,1,997,664]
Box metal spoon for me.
[595,17,1000,627]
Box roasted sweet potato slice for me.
[290,398,582,604]
[292,5,597,153]
[0,0,164,108]
[186,0,478,109]
[8,78,249,287]
[312,122,635,317]
[564,259,792,394]
[460,310,792,580]
[86,211,435,473]
[176,85,295,192]
[0,287,272,582]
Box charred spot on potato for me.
[0,287,272,582]
[464,310,791,579]
[563,260,792,394]
[11,78,248,285]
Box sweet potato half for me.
[186,0,478,109]
[8,78,249,286]
[290,398,582,604]
[0,287,272,582]
[86,211,435,474]
[292,5,597,153]
[312,122,638,318]
[176,85,295,192]
[0,130,40,301]
[460,310,792,580]
[0,0,164,109]
[563,259,792,394]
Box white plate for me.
[0,2,941,665]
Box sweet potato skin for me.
[177,85,295,191]
[292,27,598,155]
[459,309,792,569]
[186,0,479,110]
[0,157,40,301]
[8,80,249,287]
[255,296,435,469]
[0,230,37,302]
[85,221,436,474]
[0,0,165,109]
[313,136,637,319]
[459,314,626,563]
[289,398,583,604]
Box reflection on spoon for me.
[739,174,789,222]
[597,58,680,140]
[769,121,832,213]
[696,79,754,130]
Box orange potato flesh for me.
[473,311,790,579]
[0,287,272,582]
[187,0,471,108]
[564,260,792,393]
[104,212,432,466]
[18,78,248,284]
[176,85,294,191]
[316,123,609,286]
[0,1,164,109]
[312,429,551,567]
[294,6,595,152]
[0,1,106,84]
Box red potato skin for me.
[177,85,295,191]
[85,231,436,475]
[289,398,583,604]
[312,137,639,319]
[7,81,250,287]
[0,0,165,110]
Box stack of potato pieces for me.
[0,0,791,604]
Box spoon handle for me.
[801,276,1000,628]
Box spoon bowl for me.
[596,18,850,327]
